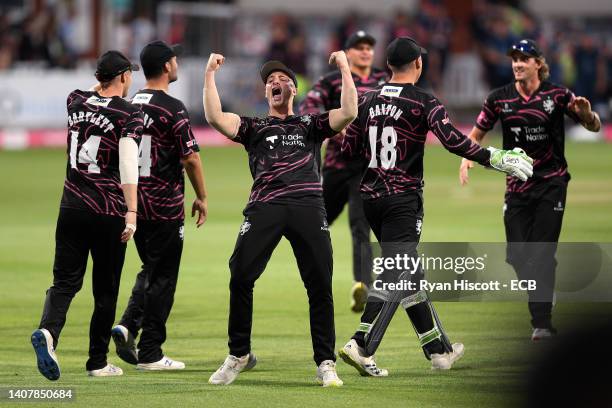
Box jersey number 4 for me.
[368,125,398,169]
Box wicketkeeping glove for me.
[487,147,534,181]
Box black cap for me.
[344,30,376,49]
[95,50,139,82]
[507,39,543,58]
[140,40,183,74]
[260,60,298,88]
[386,37,428,67]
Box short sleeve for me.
[173,105,199,157]
[475,93,499,132]
[308,112,337,142]
[234,116,256,146]
[121,107,144,145]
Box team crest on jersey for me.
[300,115,312,125]
[85,95,111,107]
[380,86,403,97]
[132,93,154,105]
[240,221,251,235]
[543,98,554,114]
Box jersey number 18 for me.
[368,125,398,169]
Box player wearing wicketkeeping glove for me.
[459,39,601,341]
[337,37,535,377]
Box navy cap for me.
[260,60,298,88]
[95,50,139,82]
[507,39,543,58]
[140,40,183,74]
[386,37,427,67]
[345,30,376,49]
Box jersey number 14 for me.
[70,132,153,176]
[368,125,398,169]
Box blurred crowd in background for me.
[0,0,610,118]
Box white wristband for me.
[125,223,136,233]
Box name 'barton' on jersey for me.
[342,83,490,200]
[131,89,200,221]
[60,90,143,217]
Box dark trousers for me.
[504,181,567,329]
[353,193,442,354]
[119,220,183,363]
[322,167,372,286]
[39,208,126,371]
[228,203,335,366]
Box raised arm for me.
[328,51,357,132]
[569,96,601,132]
[203,53,241,139]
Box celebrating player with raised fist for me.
[459,39,601,341]
[203,50,357,387]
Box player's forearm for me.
[182,153,207,201]
[468,127,487,144]
[121,184,138,213]
[436,125,490,165]
[329,67,357,131]
[203,72,239,138]
[119,137,139,211]
[581,111,601,132]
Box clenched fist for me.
[206,53,225,73]
[329,51,350,71]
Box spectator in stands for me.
[479,13,518,88]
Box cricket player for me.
[31,50,142,379]
[300,30,388,313]
[459,39,601,341]
[203,50,357,386]
[338,37,534,376]
[111,41,207,370]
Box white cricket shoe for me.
[208,353,257,385]
[137,356,185,370]
[31,328,60,381]
[111,325,138,365]
[338,339,388,377]
[531,328,556,342]
[431,343,465,370]
[316,360,343,387]
[350,282,368,313]
[87,364,123,377]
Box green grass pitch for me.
[0,141,610,407]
